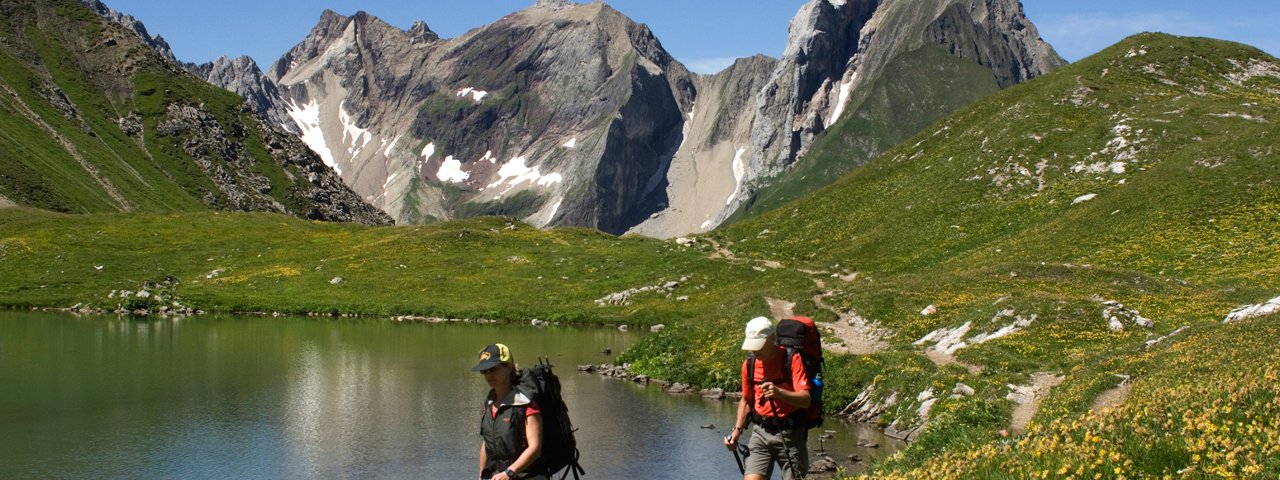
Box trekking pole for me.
[768,398,803,476]
[727,434,745,475]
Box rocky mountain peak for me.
[186,56,293,132]
[923,0,1065,87]
[268,9,414,86]
[80,0,177,63]
[629,0,1066,237]
[196,0,1065,236]
[316,9,347,30]
[533,0,579,10]
[745,0,1061,178]
[747,0,880,171]
[409,21,439,44]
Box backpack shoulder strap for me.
[746,353,757,389]
[510,403,531,449]
[781,347,798,378]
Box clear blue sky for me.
[104,0,1279,74]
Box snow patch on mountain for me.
[546,199,562,220]
[677,103,696,152]
[728,147,748,206]
[438,156,468,183]
[563,137,577,148]
[828,72,857,126]
[488,156,563,194]
[456,87,488,103]
[383,171,399,191]
[531,197,564,228]
[339,104,373,157]
[384,135,401,157]
[285,98,339,175]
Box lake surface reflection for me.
[0,312,901,478]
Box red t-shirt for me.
[741,346,809,418]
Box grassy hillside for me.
[725,35,1278,283]
[0,0,387,224]
[633,33,1280,476]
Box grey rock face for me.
[258,126,393,225]
[750,0,880,172]
[194,0,1061,236]
[924,0,1067,88]
[408,21,438,44]
[187,57,295,133]
[259,4,695,232]
[707,0,1064,229]
[702,56,779,146]
[153,102,389,224]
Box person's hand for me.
[760,381,777,399]
[724,429,741,450]
[491,473,510,480]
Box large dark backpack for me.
[515,358,585,480]
[748,316,825,429]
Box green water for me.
[0,312,900,478]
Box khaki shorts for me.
[745,422,809,479]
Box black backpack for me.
[514,358,585,480]
[747,316,825,429]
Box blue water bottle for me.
[810,373,824,403]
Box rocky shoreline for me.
[577,363,739,400]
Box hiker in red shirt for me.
[724,317,811,479]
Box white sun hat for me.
[741,316,774,351]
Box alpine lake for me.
[0,311,902,478]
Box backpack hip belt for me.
[748,412,798,433]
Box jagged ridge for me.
[197,0,1059,236]
[0,0,389,224]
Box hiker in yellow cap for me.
[474,343,548,480]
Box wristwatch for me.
[505,468,517,478]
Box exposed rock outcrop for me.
[80,0,178,63]
[702,0,1064,232]
[924,0,1066,88]
[1224,295,1280,323]
[261,5,696,230]
[0,1,391,225]
[186,56,295,133]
